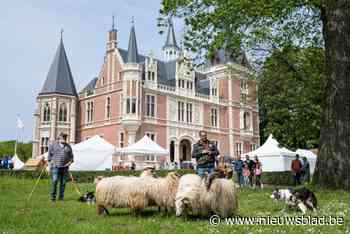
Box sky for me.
[0,0,184,142]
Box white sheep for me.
[95,176,149,215]
[175,174,238,218]
[144,172,181,212]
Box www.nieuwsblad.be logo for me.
[209,215,344,226]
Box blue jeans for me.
[51,167,68,201]
[197,165,214,178]
[236,171,244,187]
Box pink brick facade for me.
[33,22,260,166]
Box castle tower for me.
[162,18,180,61]
[121,21,142,145]
[32,34,78,158]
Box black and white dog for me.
[78,191,96,205]
[270,187,317,214]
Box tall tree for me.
[160,0,350,188]
[258,46,325,149]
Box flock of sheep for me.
[94,169,238,218]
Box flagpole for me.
[14,126,18,156]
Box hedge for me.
[0,169,294,185]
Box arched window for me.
[59,103,67,122]
[243,112,250,130]
[43,103,51,122]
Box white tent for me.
[41,135,114,171]
[295,149,317,174]
[12,154,24,170]
[114,135,169,169]
[115,135,169,156]
[245,134,296,172]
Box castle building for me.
[32,19,260,165]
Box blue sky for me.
[0,0,183,142]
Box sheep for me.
[144,171,181,212]
[139,167,155,178]
[95,176,150,215]
[175,174,238,218]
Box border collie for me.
[270,187,317,214]
[78,191,96,205]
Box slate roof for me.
[80,77,98,94]
[126,25,139,63]
[163,18,179,50]
[39,39,78,97]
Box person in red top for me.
[291,154,302,186]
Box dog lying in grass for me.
[270,187,317,214]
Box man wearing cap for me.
[192,130,220,177]
[47,133,74,202]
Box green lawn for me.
[0,177,348,234]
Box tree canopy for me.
[258,46,325,149]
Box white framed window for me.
[243,112,251,130]
[178,101,185,122]
[86,101,94,123]
[119,132,125,148]
[251,144,258,151]
[58,103,68,122]
[126,97,137,114]
[235,142,243,158]
[146,132,156,141]
[240,80,248,104]
[43,102,51,122]
[186,103,192,123]
[106,97,112,119]
[40,137,49,155]
[211,108,218,127]
[146,94,155,117]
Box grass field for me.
[0,177,349,234]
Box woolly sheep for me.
[144,172,181,212]
[95,176,149,215]
[175,174,238,218]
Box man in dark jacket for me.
[245,155,256,187]
[192,130,220,177]
[47,133,74,202]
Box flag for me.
[16,115,24,129]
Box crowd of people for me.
[234,155,263,189]
[0,156,14,170]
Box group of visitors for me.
[234,155,263,188]
[0,156,14,170]
[291,154,310,185]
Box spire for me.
[126,19,139,63]
[163,18,179,50]
[39,36,78,97]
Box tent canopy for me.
[245,134,295,157]
[115,135,169,156]
[12,154,24,170]
[42,135,114,171]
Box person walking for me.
[245,155,255,187]
[301,157,310,184]
[254,156,263,189]
[234,155,245,187]
[192,130,220,177]
[291,154,302,186]
[47,133,74,202]
[243,164,250,187]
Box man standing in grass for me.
[192,130,220,177]
[47,133,74,202]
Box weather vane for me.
[60,29,64,40]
